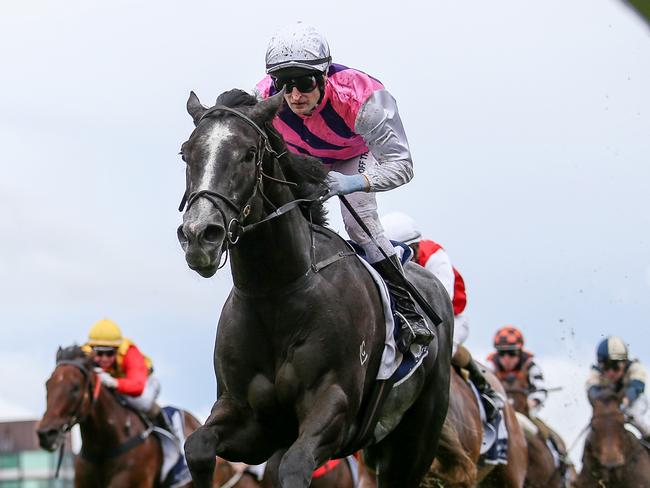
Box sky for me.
[1,0,649,468]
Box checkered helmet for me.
[494,326,525,351]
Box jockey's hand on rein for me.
[322,172,369,201]
[97,370,118,389]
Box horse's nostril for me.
[203,225,224,243]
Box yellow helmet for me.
[87,318,123,347]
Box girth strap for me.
[80,424,154,463]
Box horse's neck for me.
[230,161,313,293]
[80,388,131,449]
[513,393,528,416]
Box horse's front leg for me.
[184,396,273,488]
[277,383,350,488]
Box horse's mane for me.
[593,387,622,404]
[216,89,328,226]
[56,344,88,363]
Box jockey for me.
[587,336,650,439]
[83,318,168,430]
[487,326,572,470]
[381,211,503,419]
[486,326,548,413]
[253,22,432,354]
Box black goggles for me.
[497,350,520,358]
[273,74,320,94]
[93,348,116,357]
[603,360,624,372]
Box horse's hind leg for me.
[369,369,449,487]
[184,397,274,488]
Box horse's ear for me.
[187,91,208,126]
[250,91,284,124]
[56,346,62,362]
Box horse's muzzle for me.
[37,426,62,452]
[177,222,226,277]
[600,457,625,470]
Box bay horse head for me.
[501,372,530,415]
[588,388,627,469]
[37,345,98,452]
[177,90,287,278]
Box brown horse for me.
[37,345,207,487]
[502,376,568,488]
[213,458,356,488]
[576,388,650,487]
[350,364,518,487]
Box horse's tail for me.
[423,418,477,488]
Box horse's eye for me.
[71,384,81,395]
[245,148,256,162]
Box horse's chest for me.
[245,360,306,416]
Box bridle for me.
[49,359,101,478]
[178,105,320,248]
[54,359,101,435]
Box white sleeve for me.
[424,249,454,300]
[528,362,548,405]
[354,89,414,192]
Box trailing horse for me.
[576,388,650,487]
[503,376,572,487]
[177,89,454,488]
[422,367,528,487]
[37,345,206,487]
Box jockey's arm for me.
[586,367,604,401]
[355,89,414,192]
[423,248,454,299]
[115,345,148,396]
[626,361,647,405]
[527,362,548,406]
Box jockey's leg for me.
[331,152,433,353]
[451,312,469,357]
[532,418,574,472]
[452,344,504,420]
[120,375,172,431]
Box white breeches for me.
[451,312,469,356]
[123,374,161,413]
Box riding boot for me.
[372,255,434,354]
[465,359,505,421]
[147,403,174,435]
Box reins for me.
[178,105,355,277]
[178,105,322,249]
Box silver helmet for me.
[265,22,331,75]
[381,211,422,245]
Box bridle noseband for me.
[178,105,322,250]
